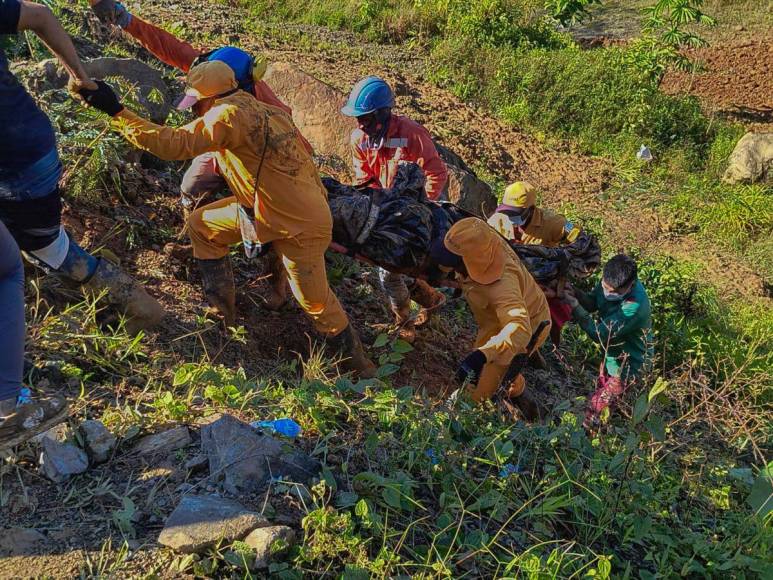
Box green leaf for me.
[747,466,773,518]
[321,466,337,492]
[373,333,389,348]
[393,339,414,354]
[376,364,400,378]
[632,392,650,425]
[388,352,405,363]
[382,486,402,509]
[354,498,369,517]
[647,377,669,402]
[396,386,414,401]
[644,415,666,441]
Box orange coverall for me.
[112,92,349,336]
[351,114,448,200]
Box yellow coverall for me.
[112,92,349,336]
[452,224,551,401]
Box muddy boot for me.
[327,325,377,378]
[83,258,165,335]
[506,375,541,421]
[0,392,68,452]
[196,257,237,328]
[392,303,417,344]
[262,249,289,311]
[529,349,548,370]
[410,279,446,327]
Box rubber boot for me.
[410,279,446,327]
[327,325,377,378]
[196,257,236,328]
[263,248,289,311]
[529,349,548,370]
[506,375,541,421]
[82,258,165,335]
[0,394,68,452]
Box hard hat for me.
[341,76,395,117]
[177,60,238,110]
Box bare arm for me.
[17,1,96,89]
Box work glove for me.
[91,0,132,28]
[78,80,124,117]
[456,350,486,385]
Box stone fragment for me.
[157,495,268,553]
[200,414,320,495]
[78,420,116,464]
[184,453,209,473]
[133,426,191,456]
[243,525,296,569]
[0,528,48,557]
[38,424,88,483]
[723,132,773,184]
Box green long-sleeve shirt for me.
[572,280,653,379]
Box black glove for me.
[456,350,486,385]
[79,80,124,117]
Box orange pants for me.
[188,197,349,336]
[466,322,549,402]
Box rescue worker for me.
[0,220,67,451]
[88,0,310,309]
[563,254,653,428]
[430,217,551,419]
[488,181,582,348]
[0,0,163,335]
[77,62,376,376]
[341,76,448,342]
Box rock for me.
[723,132,773,184]
[200,414,320,495]
[30,57,171,123]
[263,63,495,215]
[38,424,88,483]
[184,453,209,473]
[78,420,116,464]
[243,526,296,569]
[157,495,268,553]
[0,528,48,557]
[133,426,191,457]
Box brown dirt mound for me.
[662,39,773,129]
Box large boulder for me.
[30,57,171,123]
[723,132,773,184]
[201,414,320,495]
[158,495,268,554]
[263,63,495,216]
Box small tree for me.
[627,0,716,84]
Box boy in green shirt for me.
[564,254,653,427]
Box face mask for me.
[603,288,625,302]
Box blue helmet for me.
[341,76,394,117]
[206,46,254,86]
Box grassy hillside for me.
[1,0,770,577]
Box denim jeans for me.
[0,220,24,402]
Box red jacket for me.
[123,16,313,153]
[351,114,448,200]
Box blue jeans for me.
[0,220,24,402]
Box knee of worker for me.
[0,223,23,280]
[180,154,223,199]
[187,209,229,260]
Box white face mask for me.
[603,287,625,302]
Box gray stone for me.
[263,63,495,215]
[157,495,268,553]
[723,132,773,184]
[0,528,48,557]
[243,526,296,569]
[30,57,171,123]
[78,420,116,464]
[38,424,88,483]
[133,426,191,456]
[184,453,209,473]
[200,414,320,495]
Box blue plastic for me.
[499,463,521,478]
[252,418,302,438]
[340,76,394,117]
